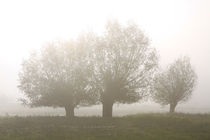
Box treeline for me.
[18,20,197,118]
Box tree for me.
[92,21,158,117]
[18,36,97,118]
[152,56,197,113]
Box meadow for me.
[0,113,210,140]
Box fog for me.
[0,0,210,116]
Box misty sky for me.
[0,0,210,111]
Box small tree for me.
[18,36,97,118]
[92,21,158,117]
[152,56,197,113]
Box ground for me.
[0,113,210,140]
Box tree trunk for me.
[64,105,75,118]
[169,102,177,113]
[102,101,113,118]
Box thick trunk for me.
[64,105,75,118]
[169,102,177,113]
[102,101,113,118]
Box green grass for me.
[0,113,210,140]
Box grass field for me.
[0,113,210,140]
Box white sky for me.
[0,0,210,109]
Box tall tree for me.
[152,56,197,113]
[92,21,158,117]
[18,36,97,118]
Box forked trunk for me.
[65,105,75,118]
